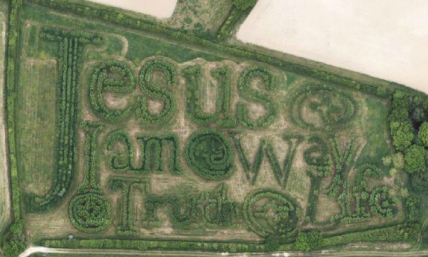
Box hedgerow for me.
[232,134,303,187]
[289,84,358,131]
[89,60,135,121]
[42,237,265,253]
[243,189,299,239]
[183,65,235,127]
[109,177,148,235]
[29,0,401,100]
[369,186,398,218]
[184,130,234,180]
[26,28,102,212]
[137,59,177,124]
[143,184,238,229]
[237,66,277,128]
[69,193,111,233]
[105,130,182,174]
[217,0,258,40]
[69,123,111,233]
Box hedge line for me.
[184,130,234,180]
[183,65,235,127]
[138,59,177,124]
[89,60,135,122]
[2,1,27,256]
[26,28,102,212]
[41,238,265,253]
[28,0,399,100]
[289,85,358,131]
[69,123,111,233]
[109,177,147,235]
[143,183,239,229]
[237,66,277,128]
[105,130,182,175]
[232,134,303,187]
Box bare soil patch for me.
[238,0,428,92]
[87,0,178,19]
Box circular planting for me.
[185,130,234,180]
[69,193,111,233]
[289,84,357,130]
[369,186,398,218]
[243,189,299,238]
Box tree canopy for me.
[405,145,426,174]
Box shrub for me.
[404,144,426,174]
[418,122,428,147]
[184,130,234,180]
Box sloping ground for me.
[0,11,11,234]
[86,0,178,19]
[237,0,428,93]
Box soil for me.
[87,0,178,19]
[238,0,428,92]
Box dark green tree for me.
[390,121,414,151]
[1,221,27,257]
[418,122,428,147]
[411,172,428,191]
[404,145,426,174]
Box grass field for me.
[2,0,427,255]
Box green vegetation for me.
[217,0,258,40]
[184,130,234,180]
[2,0,428,256]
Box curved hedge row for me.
[369,186,398,218]
[289,85,358,131]
[237,66,277,128]
[183,65,235,127]
[185,130,234,180]
[89,60,135,121]
[69,193,111,232]
[137,59,177,124]
[143,183,238,229]
[27,28,102,212]
[243,189,299,239]
[105,130,182,174]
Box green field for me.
[2,0,428,257]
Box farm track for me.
[18,246,428,257]
[0,12,12,234]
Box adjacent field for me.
[237,0,428,93]
[86,0,178,19]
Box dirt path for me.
[0,13,12,234]
[18,246,428,257]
